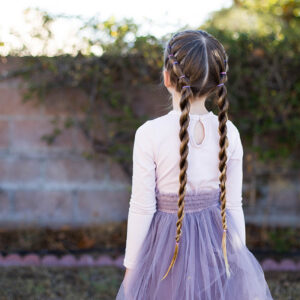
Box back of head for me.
[163,29,228,99]
[161,29,231,280]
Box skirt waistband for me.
[155,188,221,213]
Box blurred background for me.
[0,0,299,299]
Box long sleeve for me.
[226,128,246,246]
[123,121,157,269]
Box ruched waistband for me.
[156,188,221,213]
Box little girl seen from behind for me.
[116,29,274,300]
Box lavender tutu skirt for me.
[116,188,273,300]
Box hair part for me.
[161,29,231,280]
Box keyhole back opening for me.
[192,120,206,147]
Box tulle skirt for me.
[116,188,274,300]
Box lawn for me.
[0,267,299,300]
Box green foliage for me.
[202,0,299,163]
[1,2,299,174]
[268,227,298,253]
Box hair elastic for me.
[217,83,224,87]
[179,75,185,79]
[182,85,190,88]
[168,54,174,58]
[220,72,226,75]
[173,61,178,64]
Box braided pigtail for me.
[217,57,231,278]
[161,29,232,280]
[161,52,193,281]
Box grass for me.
[0,267,299,300]
[0,266,123,300]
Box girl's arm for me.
[226,128,246,246]
[123,268,133,295]
[123,120,157,270]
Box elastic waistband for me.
[156,188,221,213]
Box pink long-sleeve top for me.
[123,108,246,269]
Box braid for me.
[161,52,193,281]
[161,30,232,280]
[217,56,231,278]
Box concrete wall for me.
[0,57,299,228]
[0,57,133,227]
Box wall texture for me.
[0,57,299,228]
[0,58,134,227]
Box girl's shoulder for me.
[134,112,171,133]
[208,113,240,135]
[133,112,175,149]
[224,119,243,158]
[208,115,242,157]
[134,112,241,143]
[226,118,241,141]
[227,119,241,140]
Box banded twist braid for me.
[161,30,232,280]
[161,50,193,281]
[217,53,231,277]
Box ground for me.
[0,267,298,300]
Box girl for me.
[116,29,273,300]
